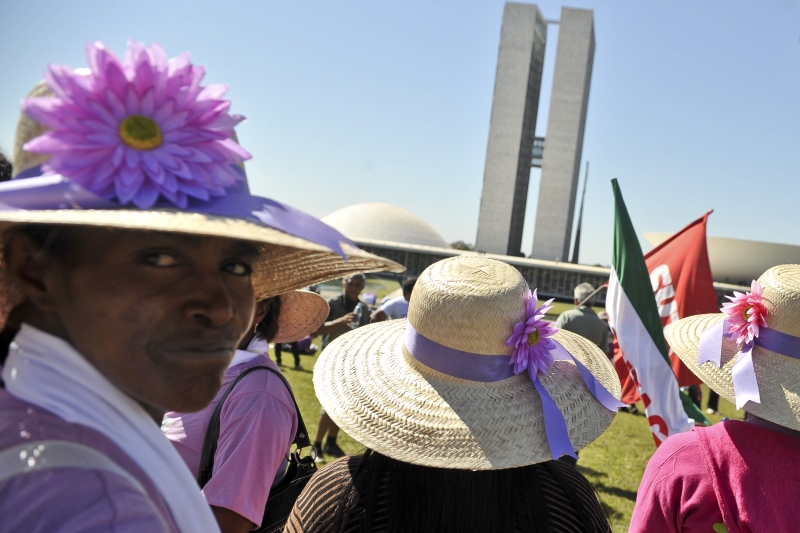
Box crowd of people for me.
[0,40,798,533]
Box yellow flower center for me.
[742,306,751,322]
[118,115,163,150]
[527,329,540,346]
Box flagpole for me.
[576,282,607,308]
[570,161,589,264]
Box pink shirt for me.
[163,355,297,528]
[0,388,178,532]
[630,419,800,533]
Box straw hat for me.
[314,256,621,470]
[666,264,800,430]
[0,42,402,326]
[273,290,328,344]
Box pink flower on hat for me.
[22,40,251,209]
[505,289,558,376]
[721,280,768,347]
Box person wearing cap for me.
[370,276,417,323]
[630,265,800,532]
[163,290,327,533]
[555,282,609,354]
[286,256,623,532]
[0,41,401,533]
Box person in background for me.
[275,340,302,370]
[705,389,721,415]
[311,273,370,462]
[596,311,614,359]
[163,290,327,533]
[371,277,417,322]
[286,257,618,533]
[555,283,609,354]
[630,266,800,532]
[0,151,11,182]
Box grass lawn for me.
[275,342,743,533]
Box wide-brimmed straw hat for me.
[314,256,622,470]
[666,264,800,431]
[273,290,328,344]
[0,41,402,325]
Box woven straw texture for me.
[12,81,51,178]
[666,264,800,430]
[274,290,328,344]
[314,256,620,470]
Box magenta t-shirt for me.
[0,388,178,532]
[163,355,297,528]
[630,418,800,533]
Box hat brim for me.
[274,290,328,344]
[666,313,800,430]
[0,210,402,328]
[314,320,620,470]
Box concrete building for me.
[475,4,595,262]
[475,3,547,256]
[531,8,595,261]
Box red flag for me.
[614,212,717,397]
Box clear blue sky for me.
[2,0,799,266]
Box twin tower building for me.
[476,3,595,261]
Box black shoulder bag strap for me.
[197,364,311,488]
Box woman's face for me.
[6,227,259,413]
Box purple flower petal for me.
[140,88,155,116]
[124,147,141,168]
[22,40,250,208]
[111,144,125,167]
[125,86,141,115]
[197,84,229,101]
[132,181,160,209]
[160,110,190,131]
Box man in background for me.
[556,282,609,353]
[371,277,417,322]
[311,273,369,461]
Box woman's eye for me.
[141,252,179,267]
[223,262,252,276]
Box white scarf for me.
[227,336,269,369]
[2,324,220,533]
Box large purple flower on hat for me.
[505,289,558,376]
[721,279,768,347]
[21,40,251,209]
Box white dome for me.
[645,233,800,285]
[322,203,449,248]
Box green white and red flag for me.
[615,211,720,401]
[606,179,707,446]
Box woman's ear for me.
[253,298,270,326]
[4,231,59,313]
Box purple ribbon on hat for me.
[403,321,625,461]
[1,168,353,258]
[698,318,800,409]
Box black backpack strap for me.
[197,364,310,488]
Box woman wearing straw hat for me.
[286,256,624,532]
[163,290,327,533]
[630,265,800,533]
[0,41,400,533]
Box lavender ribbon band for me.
[698,319,800,409]
[0,168,354,258]
[403,322,624,460]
